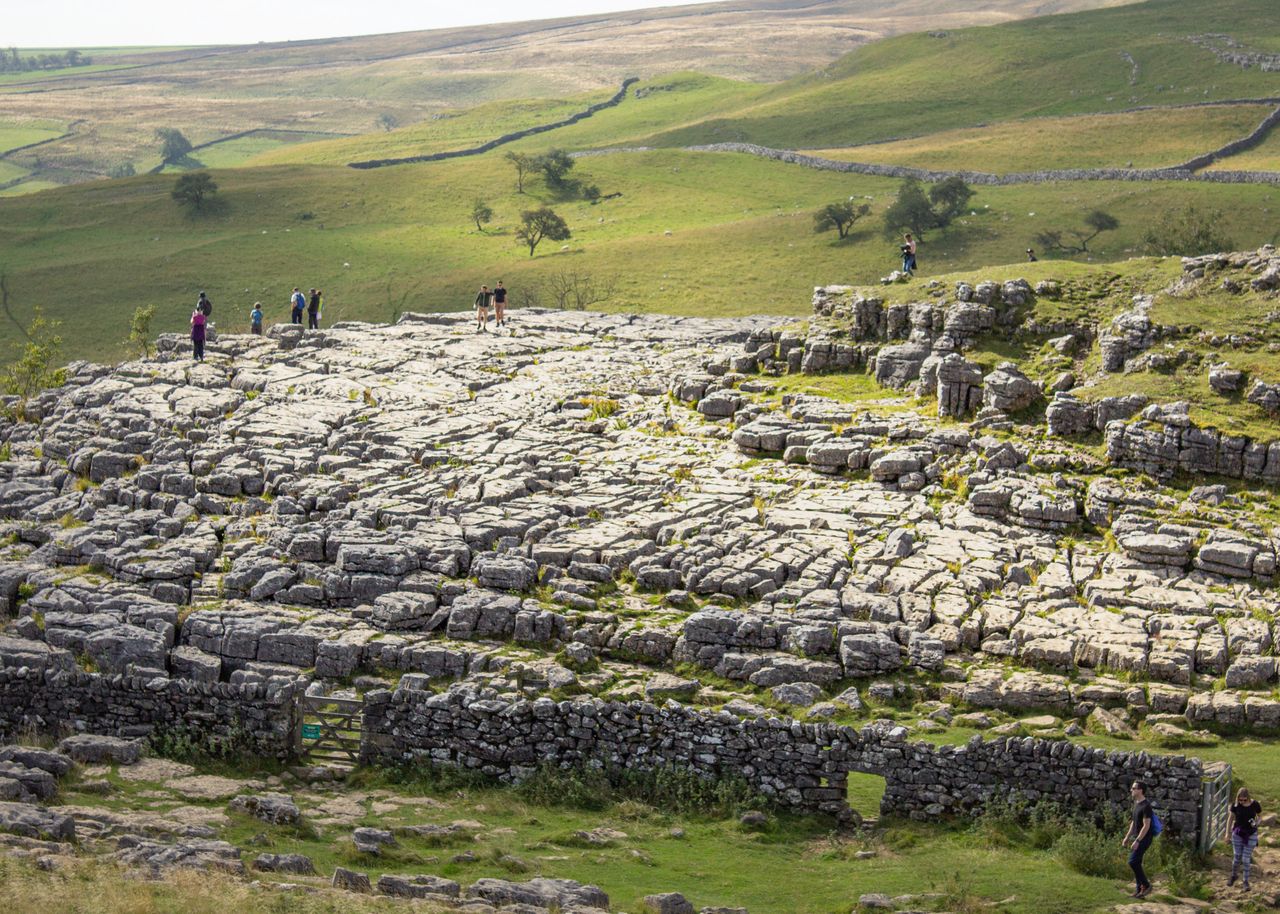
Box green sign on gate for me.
[301,723,322,740]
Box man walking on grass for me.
[1122,781,1155,898]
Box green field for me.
[250,95,608,167]
[0,63,134,87]
[0,0,1276,364]
[0,161,30,184]
[804,105,1275,172]
[1208,126,1280,172]
[0,122,64,153]
[0,179,60,196]
[169,133,344,170]
[1,144,1278,361]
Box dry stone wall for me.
[362,688,1204,835]
[575,142,1280,186]
[0,664,298,760]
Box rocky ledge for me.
[0,304,1276,750]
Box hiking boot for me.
[1229,872,1237,886]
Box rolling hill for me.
[0,0,1135,192]
[0,0,1278,364]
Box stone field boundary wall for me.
[0,666,299,761]
[576,140,1280,186]
[0,663,1207,835]
[361,689,1205,835]
[348,78,638,170]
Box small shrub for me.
[584,397,619,420]
[148,718,256,765]
[1056,824,1129,879]
[1155,841,1211,899]
[934,871,988,914]
[517,765,611,811]
[514,763,762,817]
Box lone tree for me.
[155,128,193,164]
[545,270,618,310]
[882,177,975,240]
[814,200,871,239]
[505,151,537,193]
[172,172,218,211]
[515,207,570,257]
[1142,205,1234,256]
[928,176,975,224]
[1,307,64,420]
[127,305,156,358]
[1035,209,1119,255]
[536,149,575,189]
[470,199,494,232]
[375,113,399,132]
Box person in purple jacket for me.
[190,306,207,362]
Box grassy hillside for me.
[0,0,1133,192]
[803,105,1275,172]
[250,74,772,170]
[1,142,1277,362]
[641,0,1280,149]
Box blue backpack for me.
[1150,809,1163,836]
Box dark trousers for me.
[291,308,303,325]
[1129,835,1152,889]
[192,337,205,361]
[251,324,262,335]
[308,310,319,329]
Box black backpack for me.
[198,298,213,317]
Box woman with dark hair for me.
[1228,787,1262,890]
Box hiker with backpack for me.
[290,288,305,325]
[1121,780,1160,898]
[249,302,264,336]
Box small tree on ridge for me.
[814,200,871,239]
[471,199,494,233]
[1036,209,1119,255]
[172,172,218,212]
[128,305,156,358]
[515,207,570,257]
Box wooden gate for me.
[296,694,363,767]
[1198,762,1232,854]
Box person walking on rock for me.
[1228,787,1262,890]
[901,233,917,275]
[308,289,321,330]
[190,304,208,362]
[290,288,305,325]
[250,302,264,336]
[474,284,493,333]
[493,281,508,328]
[1121,781,1156,898]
